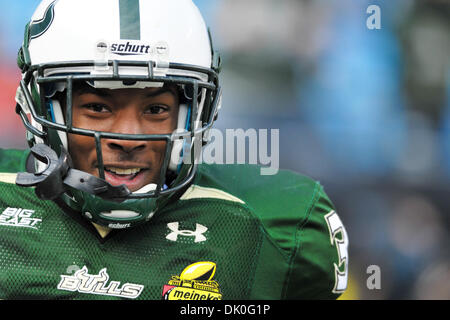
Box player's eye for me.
[145,105,168,115]
[82,103,111,113]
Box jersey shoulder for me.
[0,148,29,191]
[0,148,29,173]
[193,164,349,299]
[194,163,328,224]
[188,163,323,253]
[194,163,319,210]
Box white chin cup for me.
[100,210,140,219]
[133,183,157,194]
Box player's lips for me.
[96,164,151,191]
[106,167,143,175]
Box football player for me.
[0,0,348,300]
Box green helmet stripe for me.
[30,0,57,39]
[119,0,141,40]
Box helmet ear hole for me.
[183,85,194,101]
[181,84,202,103]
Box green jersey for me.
[0,148,348,300]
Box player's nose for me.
[105,139,147,154]
[103,111,148,154]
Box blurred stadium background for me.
[0,0,448,299]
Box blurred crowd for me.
[0,0,448,299]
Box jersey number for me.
[325,211,349,293]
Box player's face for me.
[68,85,179,192]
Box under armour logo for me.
[166,222,208,243]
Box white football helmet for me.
[15,0,222,229]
